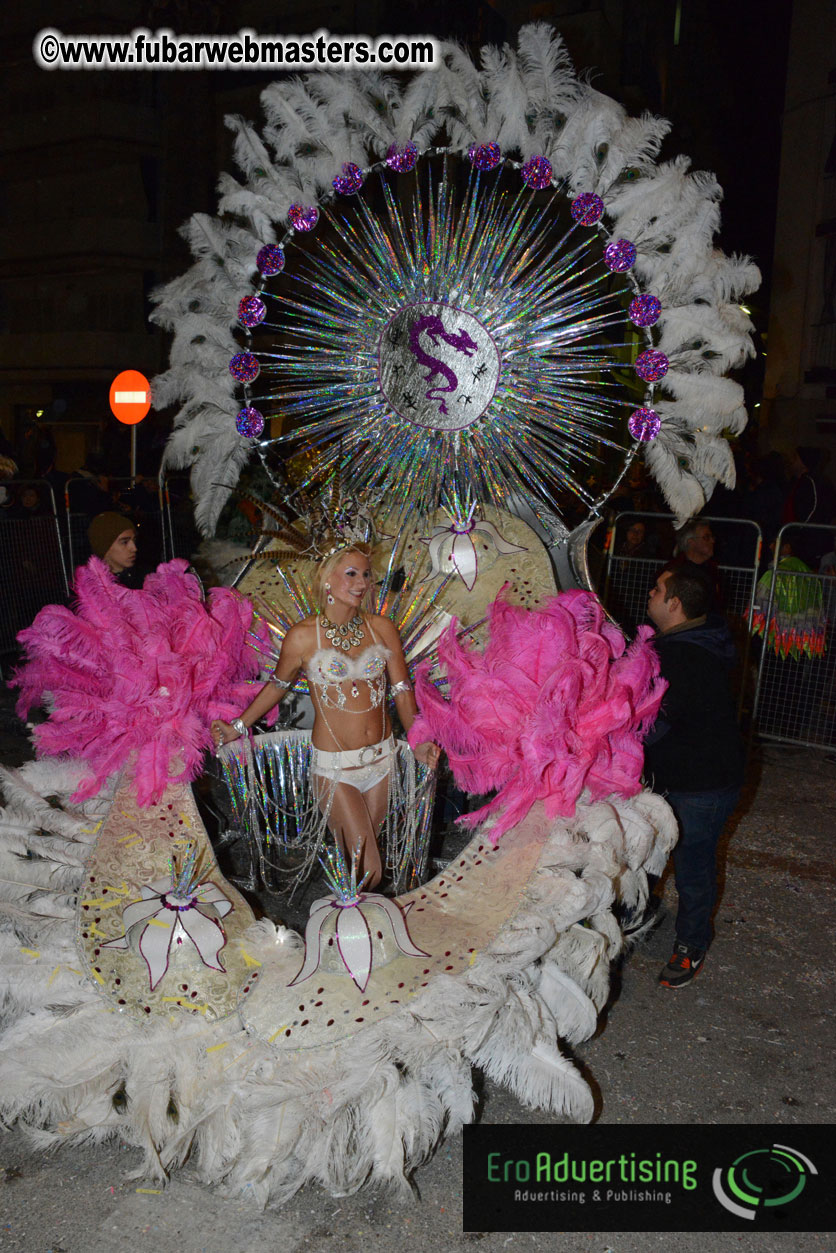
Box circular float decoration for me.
[143,28,749,540]
[378,302,501,432]
[150,20,758,539]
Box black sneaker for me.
[658,941,705,988]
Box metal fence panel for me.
[599,512,763,718]
[600,512,762,625]
[752,523,836,750]
[0,481,69,655]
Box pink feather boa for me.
[13,558,269,806]
[407,589,666,844]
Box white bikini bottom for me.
[311,735,394,794]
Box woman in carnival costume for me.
[211,539,439,888]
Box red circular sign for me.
[109,370,151,425]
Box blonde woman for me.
[211,544,439,888]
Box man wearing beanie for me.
[87,512,139,583]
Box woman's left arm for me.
[377,617,440,768]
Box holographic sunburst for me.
[244,157,645,522]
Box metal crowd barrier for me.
[599,512,763,718]
[0,479,70,657]
[751,522,836,751]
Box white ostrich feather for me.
[655,303,756,375]
[434,45,491,148]
[535,962,598,1044]
[262,80,352,192]
[309,72,402,157]
[548,924,611,1010]
[399,71,445,150]
[643,432,708,522]
[481,1034,595,1122]
[550,88,628,188]
[516,23,578,154]
[608,158,721,249]
[596,111,672,191]
[660,370,748,428]
[480,44,529,154]
[226,114,284,188]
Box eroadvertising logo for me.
[712,1143,817,1221]
[463,1125,835,1233]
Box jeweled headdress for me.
[236,477,380,567]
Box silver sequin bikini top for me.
[307,644,389,687]
[306,618,390,711]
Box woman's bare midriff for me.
[309,687,391,752]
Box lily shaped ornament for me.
[102,850,232,991]
[289,847,428,993]
[420,504,526,591]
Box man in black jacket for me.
[644,568,745,988]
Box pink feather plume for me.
[408,589,666,844]
[13,558,269,805]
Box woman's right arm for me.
[212,624,305,745]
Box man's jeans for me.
[665,784,741,951]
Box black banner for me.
[463,1124,835,1232]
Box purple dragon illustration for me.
[408,314,479,416]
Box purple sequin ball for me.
[288,204,319,232]
[256,245,285,276]
[235,406,265,438]
[229,352,260,383]
[571,193,604,225]
[634,349,669,382]
[386,141,419,173]
[237,295,266,328]
[628,407,662,442]
[468,142,501,172]
[521,155,553,190]
[604,238,637,272]
[628,294,661,327]
[332,163,364,195]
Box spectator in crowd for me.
[644,567,745,988]
[617,518,654,558]
[0,453,18,509]
[87,512,141,586]
[8,485,49,519]
[667,518,722,610]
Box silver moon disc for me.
[378,302,500,432]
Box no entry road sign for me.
[110,370,152,425]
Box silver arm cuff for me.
[270,676,292,690]
[391,680,412,695]
[230,718,247,737]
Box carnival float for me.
[0,24,757,1205]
